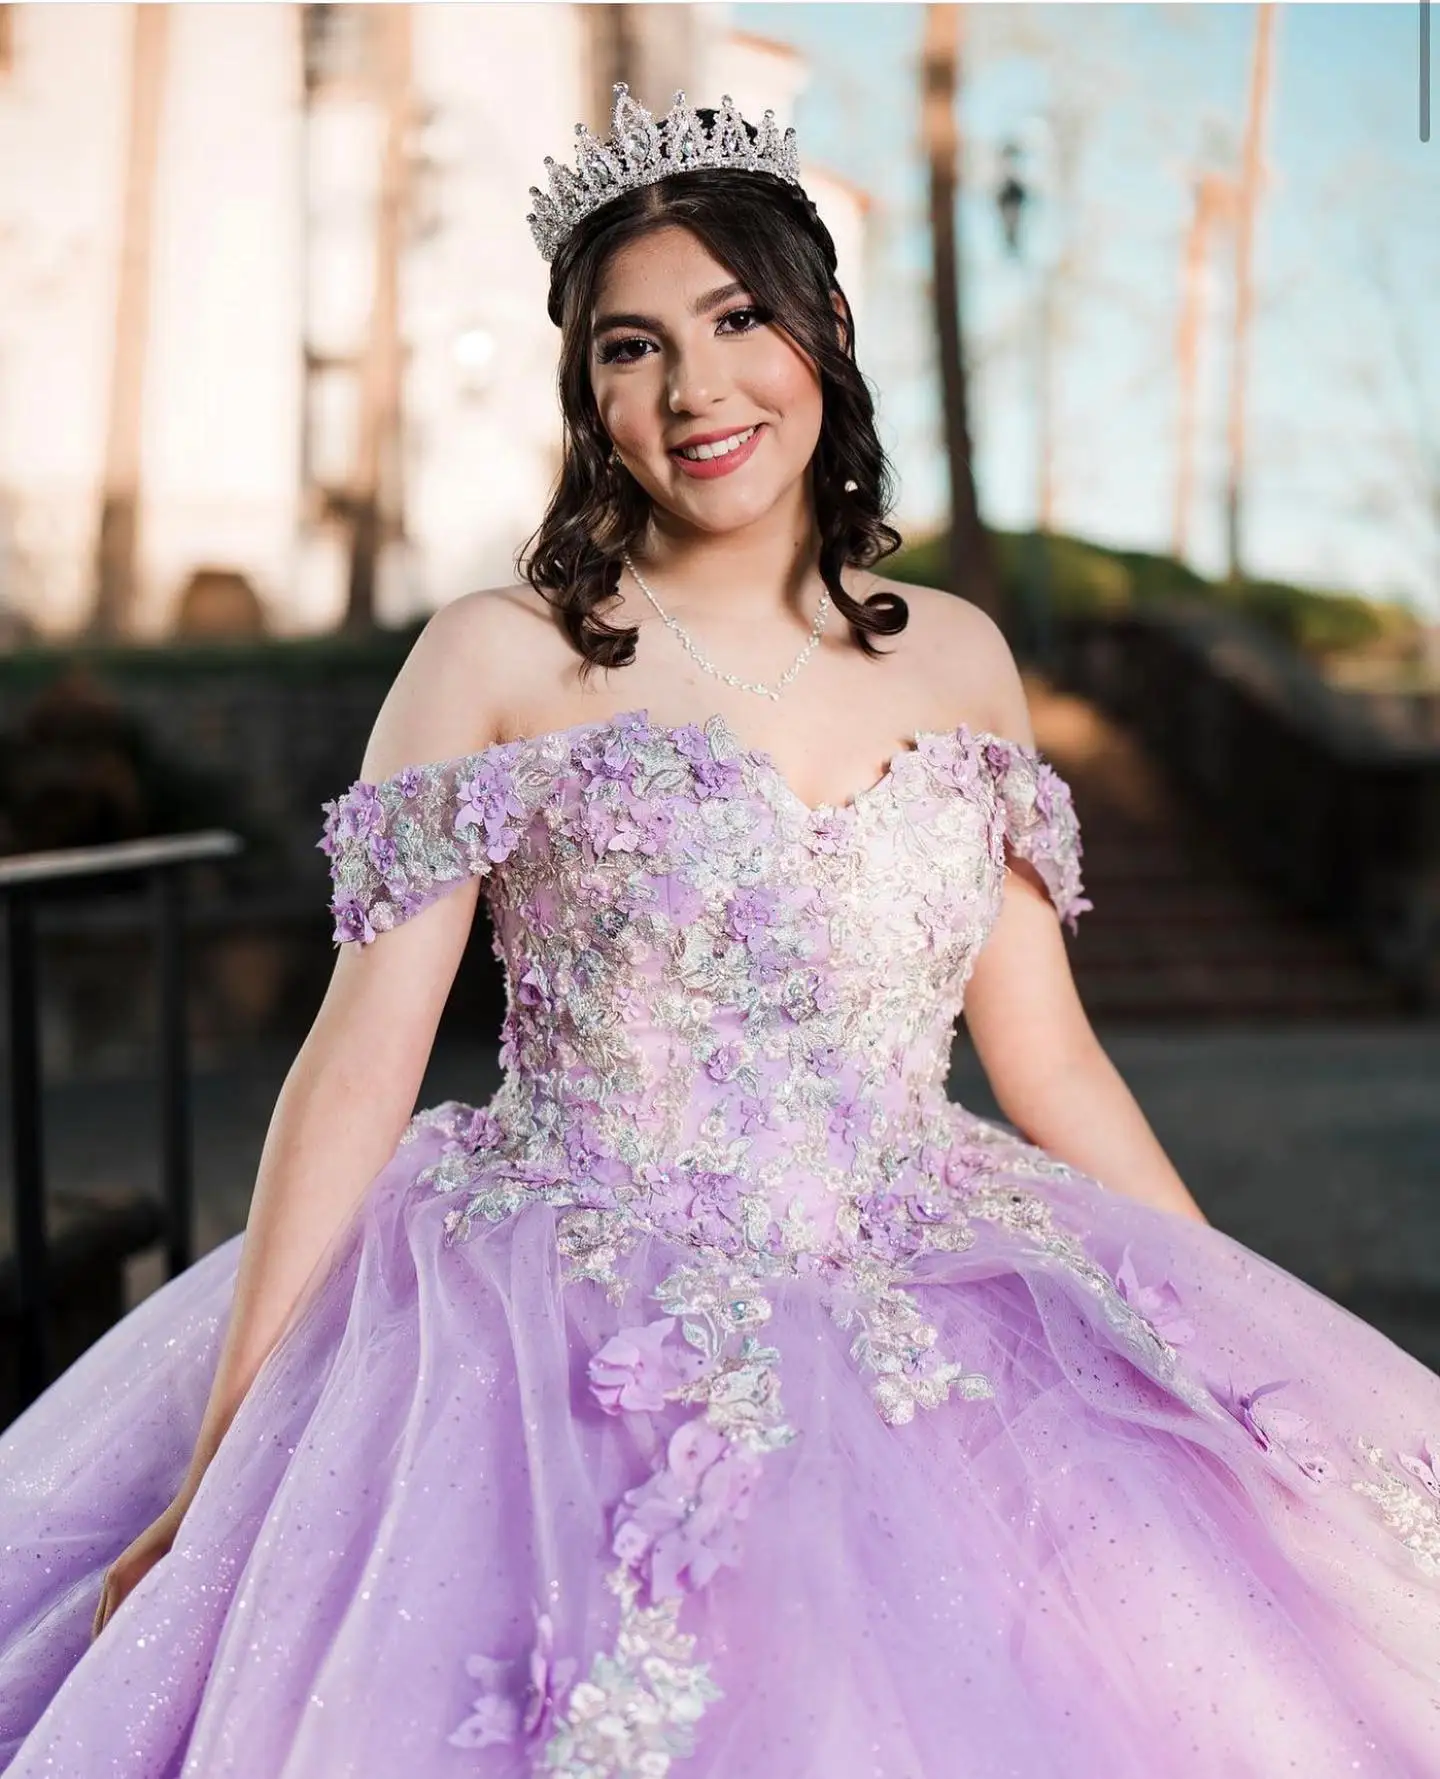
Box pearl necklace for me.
[621,549,831,702]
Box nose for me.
[666,337,728,415]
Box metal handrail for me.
[1,829,242,1410]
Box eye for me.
[717,304,770,336]
[596,334,650,367]
[595,305,772,367]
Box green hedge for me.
[0,622,425,702]
[0,626,427,859]
[1213,578,1413,657]
[885,528,1419,659]
[0,554,1419,679]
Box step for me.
[1024,681,1402,1022]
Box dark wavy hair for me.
[518,117,909,680]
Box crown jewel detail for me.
[526,84,802,262]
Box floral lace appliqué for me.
[533,1265,795,1777]
[540,1568,723,1777]
[981,735,1092,932]
[1351,1436,1440,1576]
[824,1254,995,1427]
[320,748,531,945]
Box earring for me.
[843,478,858,493]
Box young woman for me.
[3,87,1438,1778]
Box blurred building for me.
[0,3,870,643]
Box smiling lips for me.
[669,423,765,480]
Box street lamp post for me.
[996,141,1026,254]
[994,137,1055,670]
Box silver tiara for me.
[526,83,803,263]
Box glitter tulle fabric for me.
[3,707,1439,1777]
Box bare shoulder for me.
[865,575,1034,745]
[415,581,555,660]
[357,583,556,779]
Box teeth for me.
[678,426,757,461]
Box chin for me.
[674,472,804,529]
[687,499,784,538]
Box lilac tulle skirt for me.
[3,1112,1440,1777]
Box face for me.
[588,225,830,538]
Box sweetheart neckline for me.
[329,710,1090,938]
[491,706,1017,821]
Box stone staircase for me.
[1026,680,1402,1021]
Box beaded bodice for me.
[320,708,1088,1262]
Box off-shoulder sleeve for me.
[983,737,1092,931]
[317,748,526,947]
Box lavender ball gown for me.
[3,706,1439,1778]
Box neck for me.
[632,487,825,624]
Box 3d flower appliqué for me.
[448,1612,576,1750]
[1115,1244,1197,1347]
[1213,1377,1334,1483]
[611,1418,763,1600]
[588,1317,706,1416]
[1397,1436,1440,1499]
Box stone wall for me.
[0,630,509,1073]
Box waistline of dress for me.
[397,1090,996,1266]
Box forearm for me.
[176,1026,421,1504]
[991,1033,1208,1225]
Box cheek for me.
[593,363,668,446]
[752,341,822,433]
[594,386,643,449]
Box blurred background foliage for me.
[889,529,1424,668]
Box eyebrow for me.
[590,280,750,341]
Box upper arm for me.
[915,594,1097,1096]
[964,739,1097,1106]
[307,591,524,1098]
[910,583,1084,920]
[961,864,1095,1117]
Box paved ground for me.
[9,1021,1438,1372]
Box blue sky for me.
[742,3,1438,612]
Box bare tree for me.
[921,6,1001,625]
[970,7,1195,546]
[1345,248,1440,622]
[1224,2,1278,584]
[1173,172,1235,561]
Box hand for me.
[91,1496,187,1642]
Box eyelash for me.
[596,305,771,366]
